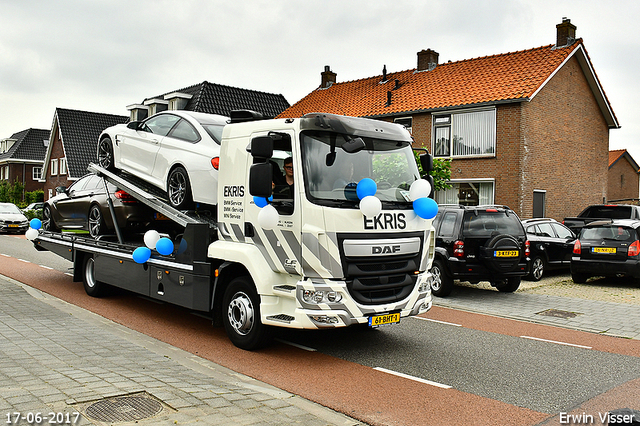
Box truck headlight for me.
[302,290,343,304]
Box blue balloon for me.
[30,218,42,230]
[413,197,438,219]
[254,196,268,208]
[155,237,174,255]
[356,178,377,200]
[132,247,151,264]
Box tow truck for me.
[33,111,437,350]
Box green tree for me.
[414,151,452,191]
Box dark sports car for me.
[42,174,154,238]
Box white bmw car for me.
[97,110,228,209]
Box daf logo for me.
[372,245,401,254]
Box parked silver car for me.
[0,203,29,233]
[97,110,228,210]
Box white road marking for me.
[38,265,54,270]
[413,316,462,327]
[520,335,592,349]
[374,367,452,389]
[17,259,30,263]
[0,253,10,257]
[275,339,317,352]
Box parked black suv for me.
[429,205,530,297]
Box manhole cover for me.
[84,392,163,423]
[536,309,581,319]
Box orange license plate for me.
[495,250,518,257]
[592,247,616,254]
[368,313,400,327]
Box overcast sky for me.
[1,0,638,161]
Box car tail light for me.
[628,240,640,257]
[524,240,530,257]
[211,157,220,170]
[114,190,137,204]
[453,240,464,258]
[573,239,581,255]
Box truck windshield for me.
[300,130,421,208]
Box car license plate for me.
[368,313,400,327]
[495,250,518,257]
[592,247,616,254]
[8,224,18,228]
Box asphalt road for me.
[2,233,639,426]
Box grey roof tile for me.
[0,128,50,162]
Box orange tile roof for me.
[279,41,584,119]
[609,149,626,167]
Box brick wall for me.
[7,163,44,194]
[521,55,609,220]
[43,128,73,200]
[608,158,639,201]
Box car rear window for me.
[581,226,636,242]
[463,211,524,237]
[580,206,632,219]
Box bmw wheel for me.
[97,137,116,171]
[167,166,193,210]
[42,205,59,232]
[88,204,106,238]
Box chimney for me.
[556,17,576,48]
[382,65,388,83]
[417,49,439,71]
[321,65,337,88]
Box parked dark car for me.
[0,202,29,233]
[429,205,530,297]
[522,218,576,281]
[571,219,640,283]
[42,174,154,238]
[563,204,640,234]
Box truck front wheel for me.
[222,277,272,350]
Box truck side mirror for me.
[250,136,274,159]
[249,163,273,198]
[420,152,433,173]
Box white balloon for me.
[25,228,39,241]
[360,195,382,217]
[409,179,432,201]
[258,204,279,229]
[144,230,161,249]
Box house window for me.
[51,159,58,176]
[394,117,412,133]
[435,179,495,206]
[60,158,67,175]
[433,108,496,158]
[33,167,42,181]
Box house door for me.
[533,190,546,218]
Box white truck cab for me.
[211,112,435,349]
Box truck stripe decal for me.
[281,230,302,265]
[302,233,342,276]
[263,230,290,267]
[249,232,279,272]
[230,223,245,242]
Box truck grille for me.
[338,232,423,306]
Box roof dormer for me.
[164,92,193,111]
[126,104,149,122]
[143,98,169,116]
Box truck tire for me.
[88,204,106,238]
[429,259,454,297]
[42,205,59,232]
[82,255,107,297]
[167,166,193,210]
[495,277,521,292]
[97,137,116,172]
[222,276,272,350]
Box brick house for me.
[0,128,49,198]
[41,108,129,200]
[608,149,639,202]
[278,19,619,221]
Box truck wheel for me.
[42,205,59,232]
[429,259,454,297]
[82,255,107,297]
[167,166,193,210]
[88,205,106,238]
[495,277,521,292]
[222,276,272,350]
[528,256,545,281]
[97,137,116,171]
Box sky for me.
[1,0,639,160]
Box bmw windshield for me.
[300,130,421,208]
